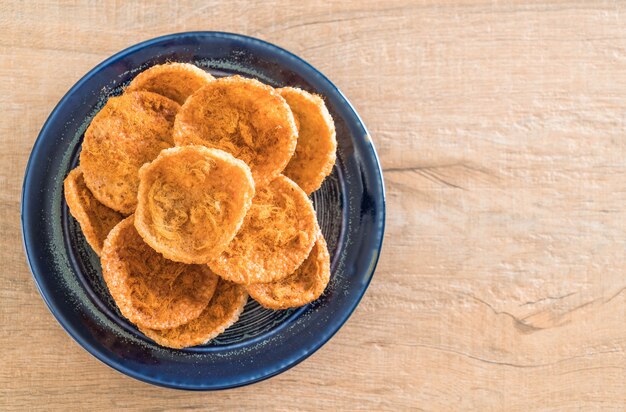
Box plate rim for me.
[21,31,386,390]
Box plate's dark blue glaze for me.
[21,32,385,390]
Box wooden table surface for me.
[2,1,626,410]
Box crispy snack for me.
[134,146,255,264]
[80,91,180,214]
[278,87,337,195]
[101,216,219,330]
[173,76,297,187]
[140,279,248,349]
[248,234,331,309]
[63,167,124,256]
[125,62,214,105]
[209,175,318,285]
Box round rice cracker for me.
[209,175,318,285]
[248,234,331,310]
[134,146,255,264]
[101,216,219,330]
[173,75,297,188]
[63,167,124,256]
[278,87,337,195]
[125,62,214,105]
[140,279,248,349]
[80,91,180,214]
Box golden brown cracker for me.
[248,234,331,309]
[209,175,318,284]
[134,146,255,264]
[80,91,180,214]
[140,279,248,349]
[279,87,337,195]
[126,62,214,105]
[173,76,297,187]
[63,167,124,255]
[101,216,219,330]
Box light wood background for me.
[2,1,626,410]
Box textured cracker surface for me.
[279,87,337,195]
[101,216,218,330]
[63,167,123,255]
[209,175,318,284]
[141,279,248,349]
[134,145,255,264]
[173,76,297,187]
[80,91,180,214]
[125,62,214,105]
[248,234,330,309]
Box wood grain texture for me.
[2,0,626,410]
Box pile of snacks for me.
[64,63,337,348]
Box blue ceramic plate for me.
[21,32,385,390]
